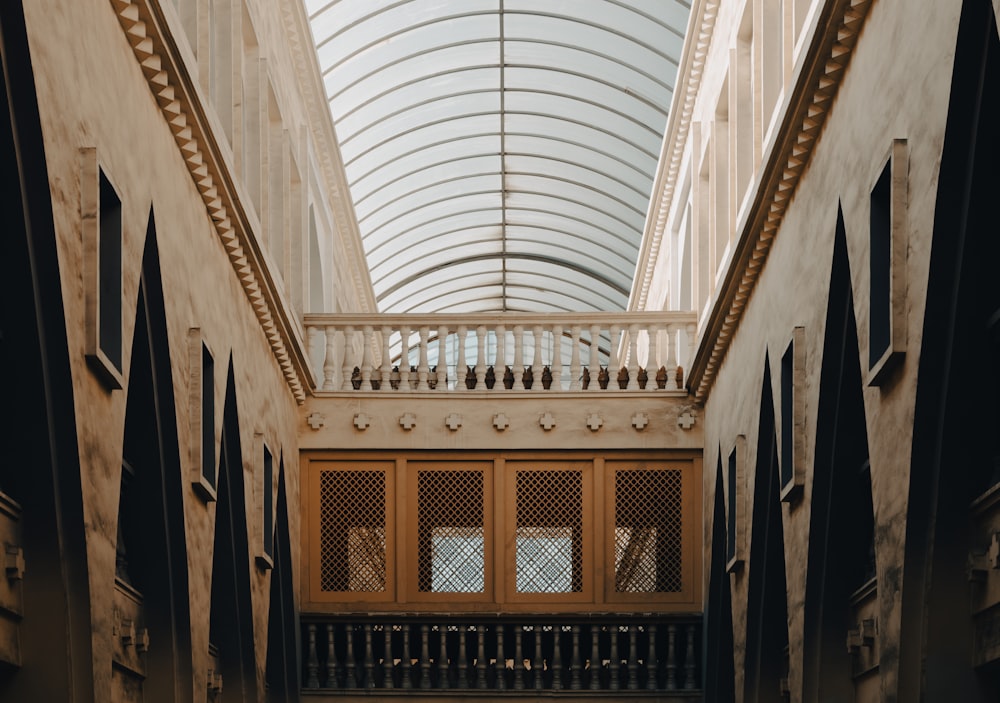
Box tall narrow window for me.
[83,150,123,389]
[780,327,805,500]
[189,329,216,501]
[202,343,215,487]
[869,161,891,367]
[726,448,738,567]
[868,140,908,384]
[262,446,274,562]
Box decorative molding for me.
[108,0,309,403]
[687,0,875,404]
[630,0,720,311]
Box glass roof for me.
[306,0,690,313]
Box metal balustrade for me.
[302,614,701,694]
[302,312,697,393]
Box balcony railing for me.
[303,312,697,393]
[302,614,702,695]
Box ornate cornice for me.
[278,0,378,314]
[109,0,308,403]
[687,0,874,404]
[630,0,720,311]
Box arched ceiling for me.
[305,0,690,313]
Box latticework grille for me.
[418,470,485,592]
[515,470,583,592]
[614,469,683,592]
[320,470,386,592]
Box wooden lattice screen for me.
[613,468,683,593]
[305,453,699,611]
[417,469,485,593]
[514,469,583,593]
[319,468,387,593]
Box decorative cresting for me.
[614,469,683,594]
[515,470,583,594]
[108,0,307,403]
[302,614,702,693]
[417,470,485,594]
[687,0,875,403]
[303,312,697,393]
[320,469,387,593]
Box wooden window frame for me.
[307,460,395,604]
[404,461,494,604]
[603,460,698,605]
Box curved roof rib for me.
[306,0,690,312]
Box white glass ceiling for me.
[306,0,690,313]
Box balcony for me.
[303,312,697,395]
[302,613,702,701]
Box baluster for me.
[551,324,563,390]
[383,624,394,689]
[684,624,696,690]
[419,624,431,689]
[457,325,468,390]
[307,325,322,387]
[665,623,677,690]
[589,324,601,392]
[437,326,448,390]
[685,322,696,386]
[359,326,373,390]
[647,323,662,391]
[458,626,469,688]
[326,623,338,688]
[416,326,430,391]
[340,326,355,391]
[531,325,544,392]
[646,623,658,690]
[438,625,450,689]
[569,325,582,390]
[570,624,583,690]
[627,324,641,390]
[512,326,525,390]
[475,325,487,389]
[551,626,563,691]
[494,324,506,391]
[588,625,601,690]
[401,625,413,689]
[496,624,506,690]
[609,324,622,390]
[514,625,525,690]
[363,623,375,688]
[532,627,544,690]
[666,324,679,389]
[345,625,358,688]
[609,626,620,690]
[476,625,488,689]
[323,327,338,390]
[380,327,393,392]
[306,623,320,688]
[398,326,411,392]
[627,624,639,689]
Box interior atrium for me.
[1,0,999,701]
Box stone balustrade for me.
[302,313,697,393]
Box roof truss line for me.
[357,158,648,228]
[344,107,659,170]
[361,184,641,242]
[353,148,650,212]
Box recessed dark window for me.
[202,342,215,488]
[99,169,122,373]
[263,446,274,560]
[727,447,737,566]
[869,160,891,369]
[781,339,794,491]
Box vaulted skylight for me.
[306,0,690,313]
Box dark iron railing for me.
[302,614,702,694]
